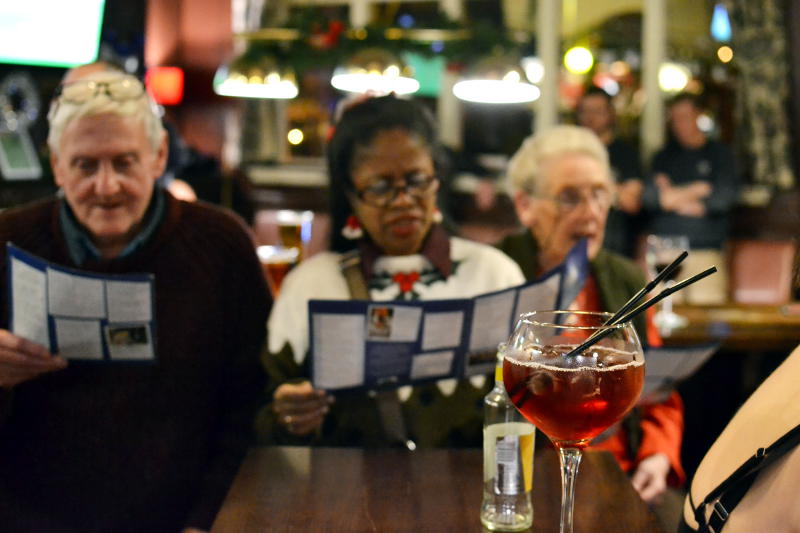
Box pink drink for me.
[503,345,644,448]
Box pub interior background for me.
[2,0,800,482]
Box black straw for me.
[604,250,688,327]
[575,251,689,350]
[563,266,717,358]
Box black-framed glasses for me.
[352,172,437,207]
[54,76,145,105]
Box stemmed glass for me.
[502,311,645,533]
[645,234,690,334]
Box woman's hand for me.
[272,381,334,436]
[0,329,66,388]
[631,452,671,504]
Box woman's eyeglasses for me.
[352,173,437,207]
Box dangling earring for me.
[432,208,443,224]
[342,215,363,240]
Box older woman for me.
[498,125,686,508]
[259,95,524,448]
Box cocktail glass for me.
[502,311,645,533]
[645,234,690,335]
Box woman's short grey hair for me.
[506,125,610,195]
[47,70,165,155]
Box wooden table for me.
[664,303,800,352]
[211,446,662,533]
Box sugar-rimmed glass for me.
[502,310,645,533]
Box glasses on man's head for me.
[352,172,437,207]
[538,185,614,213]
[54,76,145,105]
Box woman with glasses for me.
[498,125,686,525]
[259,95,525,448]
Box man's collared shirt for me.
[59,188,166,265]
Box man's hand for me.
[630,453,671,504]
[655,174,711,215]
[674,200,706,218]
[0,329,66,388]
[273,381,333,436]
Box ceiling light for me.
[453,55,540,104]
[564,46,594,75]
[213,54,298,99]
[658,62,691,93]
[330,48,419,95]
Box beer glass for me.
[257,245,299,298]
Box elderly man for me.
[62,60,199,202]
[0,69,269,532]
[497,125,685,530]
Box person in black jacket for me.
[642,93,739,304]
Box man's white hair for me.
[506,125,611,195]
[47,69,165,155]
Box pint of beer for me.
[276,210,314,261]
[257,245,299,298]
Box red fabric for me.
[573,274,686,485]
[645,305,663,347]
[572,274,602,314]
[393,271,420,293]
[591,391,686,485]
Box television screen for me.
[0,1,106,68]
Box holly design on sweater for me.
[369,260,462,300]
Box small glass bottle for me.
[480,345,535,532]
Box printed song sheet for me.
[641,343,719,403]
[7,244,157,362]
[309,241,590,392]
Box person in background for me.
[257,95,525,449]
[642,92,739,304]
[0,68,269,532]
[576,86,643,258]
[497,125,685,529]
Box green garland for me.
[238,10,526,75]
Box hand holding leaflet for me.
[6,244,157,362]
[0,328,66,388]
